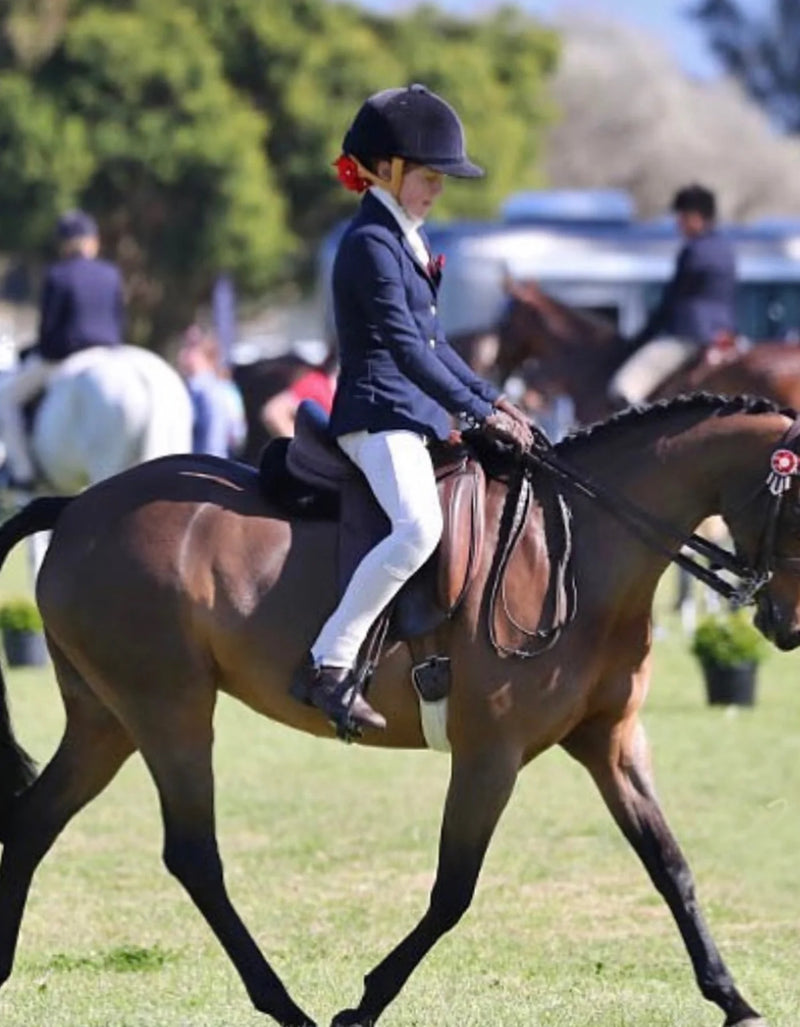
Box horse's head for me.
[751,476,800,650]
[496,276,569,383]
[724,425,800,651]
[496,276,623,413]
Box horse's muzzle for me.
[755,593,800,651]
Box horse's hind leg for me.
[331,746,519,1027]
[136,701,316,1027]
[0,646,135,985]
[562,712,764,1027]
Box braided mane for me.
[554,392,794,455]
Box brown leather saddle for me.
[260,400,485,642]
[259,401,576,662]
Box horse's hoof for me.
[330,1010,373,1027]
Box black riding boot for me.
[290,658,386,739]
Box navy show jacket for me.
[38,254,125,361]
[639,228,736,346]
[329,191,500,441]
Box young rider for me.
[291,84,532,736]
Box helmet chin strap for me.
[351,155,405,199]
[386,156,405,197]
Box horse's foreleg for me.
[141,723,316,1027]
[331,747,519,1027]
[0,677,134,985]
[563,714,764,1027]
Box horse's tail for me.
[0,496,73,837]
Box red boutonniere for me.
[333,154,369,193]
[429,252,446,283]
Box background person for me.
[260,339,337,438]
[178,324,247,458]
[609,183,737,407]
[0,209,124,489]
[289,83,532,737]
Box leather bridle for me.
[522,415,800,609]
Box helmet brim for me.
[425,157,485,178]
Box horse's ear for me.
[501,267,542,307]
[521,280,545,305]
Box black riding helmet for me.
[343,84,484,178]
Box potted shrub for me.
[690,608,768,706]
[0,598,48,667]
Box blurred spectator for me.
[260,339,337,438]
[178,324,246,458]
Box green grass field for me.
[0,545,798,1026]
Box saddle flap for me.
[436,458,485,612]
[390,454,485,640]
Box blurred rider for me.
[0,210,124,489]
[609,183,737,407]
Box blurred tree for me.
[544,16,800,222]
[0,0,557,345]
[188,0,558,244]
[0,1,288,344]
[691,0,800,133]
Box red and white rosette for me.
[767,447,800,495]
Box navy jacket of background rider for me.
[329,190,500,441]
[38,254,125,361]
[638,228,737,346]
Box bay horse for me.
[498,278,800,425]
[1,394,799,1026]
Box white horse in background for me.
[0,344,192,577]
[22,344,192,493]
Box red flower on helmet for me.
[333,155,369,193]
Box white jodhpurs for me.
[0,354,58,480]
[311,429,443,669]
[609,335,698,406]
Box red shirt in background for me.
[288,369,335,413]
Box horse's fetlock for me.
[162,839,222,892]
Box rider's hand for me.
[495,395,531,429]
[481,409,533,451]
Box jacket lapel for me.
[358,193,437,286]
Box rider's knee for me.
[384,511,443,579]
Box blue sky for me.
[355,0,723,78]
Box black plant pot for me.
[2,628,48,668]
[701,659,758,707]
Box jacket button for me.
[429,337,436,348]
[430,304,436,315]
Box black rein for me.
[522,415,800,609]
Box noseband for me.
[523,414,800,608]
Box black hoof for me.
[331,1010,374,1027]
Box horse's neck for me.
[565,409,786,579]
